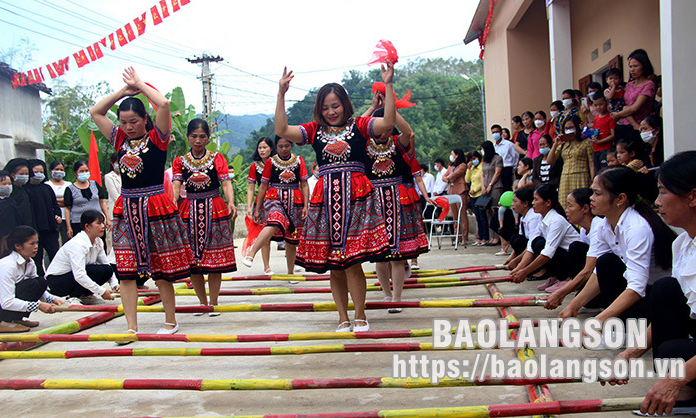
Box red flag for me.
[91,41,104,59]
[124,23,136,42]
[73,50,90,68]
[11,73,20,88]
[108,33,117,50]
[86,46,98,61]
[159,0,170,18]
[26,70,36,85]
[88,131,103,186]
[116,28,128,46]
[151,5,163,25]
[171,0,181,12]
[133,12,146,35]
[46,64,57,79]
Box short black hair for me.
[434,158,445,166]
[419,164,428,172]
[490,124,502,132]
[80,210,105,229]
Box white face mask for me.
[640,130,656,143]
[449,154,455,163]
[0,185,12,198]
[550,110,560,119]
[564,129,576,135]
[562,98,574,109]
[534,120,545,128]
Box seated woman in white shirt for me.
[605,152,696,415]
[46,210,119,305]
[544,188,604,307]
[503,188,541,269]
[0,226,62,333]
[559,166,675,323]
[510,185,586,291]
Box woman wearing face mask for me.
[103,153,121,262]
[246,137,276,275]
[527,111,555,160]
[0,171,21,241]
[640,114,663,168]
[63,161,109,241]
[549,101,564,130]
[480,141,504,246]
[443,148,470,245]
[47,161,72,245]
[532,135,562,190]
[555,90,580,135]
[546,116,594,209]
[25,159,61,276]
[3,158,35,230]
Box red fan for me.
[368,40,398,66]
[371,82,416,109]
[434,197,450,222]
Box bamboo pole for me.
[0,320,539,343]
[102,398,645,418]
[52,297,544,313]
[0,376,581,391]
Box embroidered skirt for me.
[178,190,237,275]
[112,185,193,283]
[260,185,305,245]
[372,178,429,261]
[296,162,390,273]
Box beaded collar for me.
[367,136,395,160]
[182,150,216,172]
[317,119,355,143]
[270,154,299,170]
[119,134,149,178]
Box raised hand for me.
[279,67,294,95]
[122,66,142,96]
[381,59,394,84]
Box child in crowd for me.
[616,138,645,172]
[606,150,620,166]
[0,171,21,240]
[589,92,617,173]
[604,68,626,113]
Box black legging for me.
[649,276,696,388]
[596,253,651,322]
[0,276,48,322]
[530,237,588,280]
[47,264,113,298]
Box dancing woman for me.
[246,137,276,275]
[244,136,309,274]
[274,62,395,332]
[90,67,193,337]
[172,119,237,315]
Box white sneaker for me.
[80,294,106,305]
[65,297,83,306]
[353,319,370,332]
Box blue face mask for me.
[77,172,91,182]
[539,147,551,155]
[472,159,480,167]
[492,132,502,141]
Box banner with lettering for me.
[11,0,191,89]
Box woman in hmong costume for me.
[245,137,275,275]
[274,62,396,332]
[172,119,237,316]
[90,67,193,337]
[243,136,309,274]
[362,102,433,313]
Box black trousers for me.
[531,238,588,280]
[596,253,651,322]
[509,234,528,255]
[33,229,60,277]
[649,276,696,387]
[501,167,514,192]
[47,264,113,298]
[497,209,517,242]
[0,276,48,322]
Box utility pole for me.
[187,53,224,119]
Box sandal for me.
[156,322,179,335]
[193,304,206,316]
[353,319,370,332]
[264,267,275,275]
[335,321,353,332]
[242,256,253,268]
[115,329,137,346]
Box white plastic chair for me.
[422,194,463,250]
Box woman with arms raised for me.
[274,62,395,332]
[90,67,193,338]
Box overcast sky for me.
[1,0,481,115]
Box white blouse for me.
[673,232,696,318]
[526,208,580,258]
[0,252,55,312]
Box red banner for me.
[11,0,192,88]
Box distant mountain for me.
[215,113,271,151]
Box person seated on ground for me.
[510,185,584,290]
[45,210,119,305]
[559,166,675,324]
[0,226,63,333]
[544,188,603,308]
[603,151,696,416]
[0,170,21,241]
[503,189,542,271]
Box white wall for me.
[0,77,45,166]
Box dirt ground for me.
[0,238,657,417]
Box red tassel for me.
[133,12,146,35]
[368,39,398,66]
[88,131,103,187]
